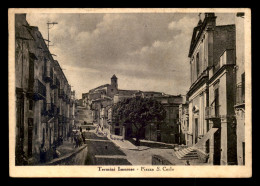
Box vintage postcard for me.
[8,8,252,178]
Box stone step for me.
[175,148,199,160]
[182,148,197,154]
[175,151,198,160]
[177,150,198,157]
[187,147,196,152]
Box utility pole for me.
[47,22,58,49]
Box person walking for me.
[74,135,78,148]
[40,144,47,163]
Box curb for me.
[45,144,87,165]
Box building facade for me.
[186,13,245,165]
[234,12,245,165]
[15,14,75,165]
[81,75,184,144]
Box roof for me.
[188,13,216,58]
[111,74,117,79]
[92,97,113,102]
[142,91,164,94]
[117,89,139,96]
[89,84,110,92]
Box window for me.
[196,53,200,76]
[241,73,245,103]
[214,88,219,117]
[29,99,33,110]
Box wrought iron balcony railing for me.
[58,88,65,98]
[205,105,221,120]
[27,79,46,100]
[50,76,58,89]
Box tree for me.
[112,97,166,146]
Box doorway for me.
[42,128,45,146]
[115,128,120,135]
[213,129,221,165]
[195,118,198,144]
[28,118,33,157]
[49,128,52,148]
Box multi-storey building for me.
[186,13,244,165]
[234,12,245,165]
[82,75,184,144]
[144,94,183,144]
[15,14,75,165]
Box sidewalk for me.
[44,140,87,165]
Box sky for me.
[26,13,235,99]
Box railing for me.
[236,82,245,106]
[46,103,57,116]
[205,105,221,119]
[50,76,58,89]
[33,79,46,100]
[58,88,65,98]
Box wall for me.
[235,14,245,165]
[213,25,236,67]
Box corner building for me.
[187,13,238,165]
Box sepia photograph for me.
[8,8,251,177]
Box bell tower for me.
[111,74,118,90]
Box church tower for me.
[111,74,118,89]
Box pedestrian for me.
[80,127,82,133]
[78,135,82,147]
[81,133,85,144]
[74,136,78,148]
[40,144,47,163]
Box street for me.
[56,127,205,165]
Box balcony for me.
[63,94,69,102]
[66,98,70,104]
[27,79,46,100]
[58,89,65,99]
[46,103,58,117]
[50,77,58,89]
[62,116,69,123]
[205,105,221,120]
[235,82,245,107]
[43,61,53,83]
[58,115,63,123]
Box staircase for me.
[175,128,218,161]
[175,147,199,160]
